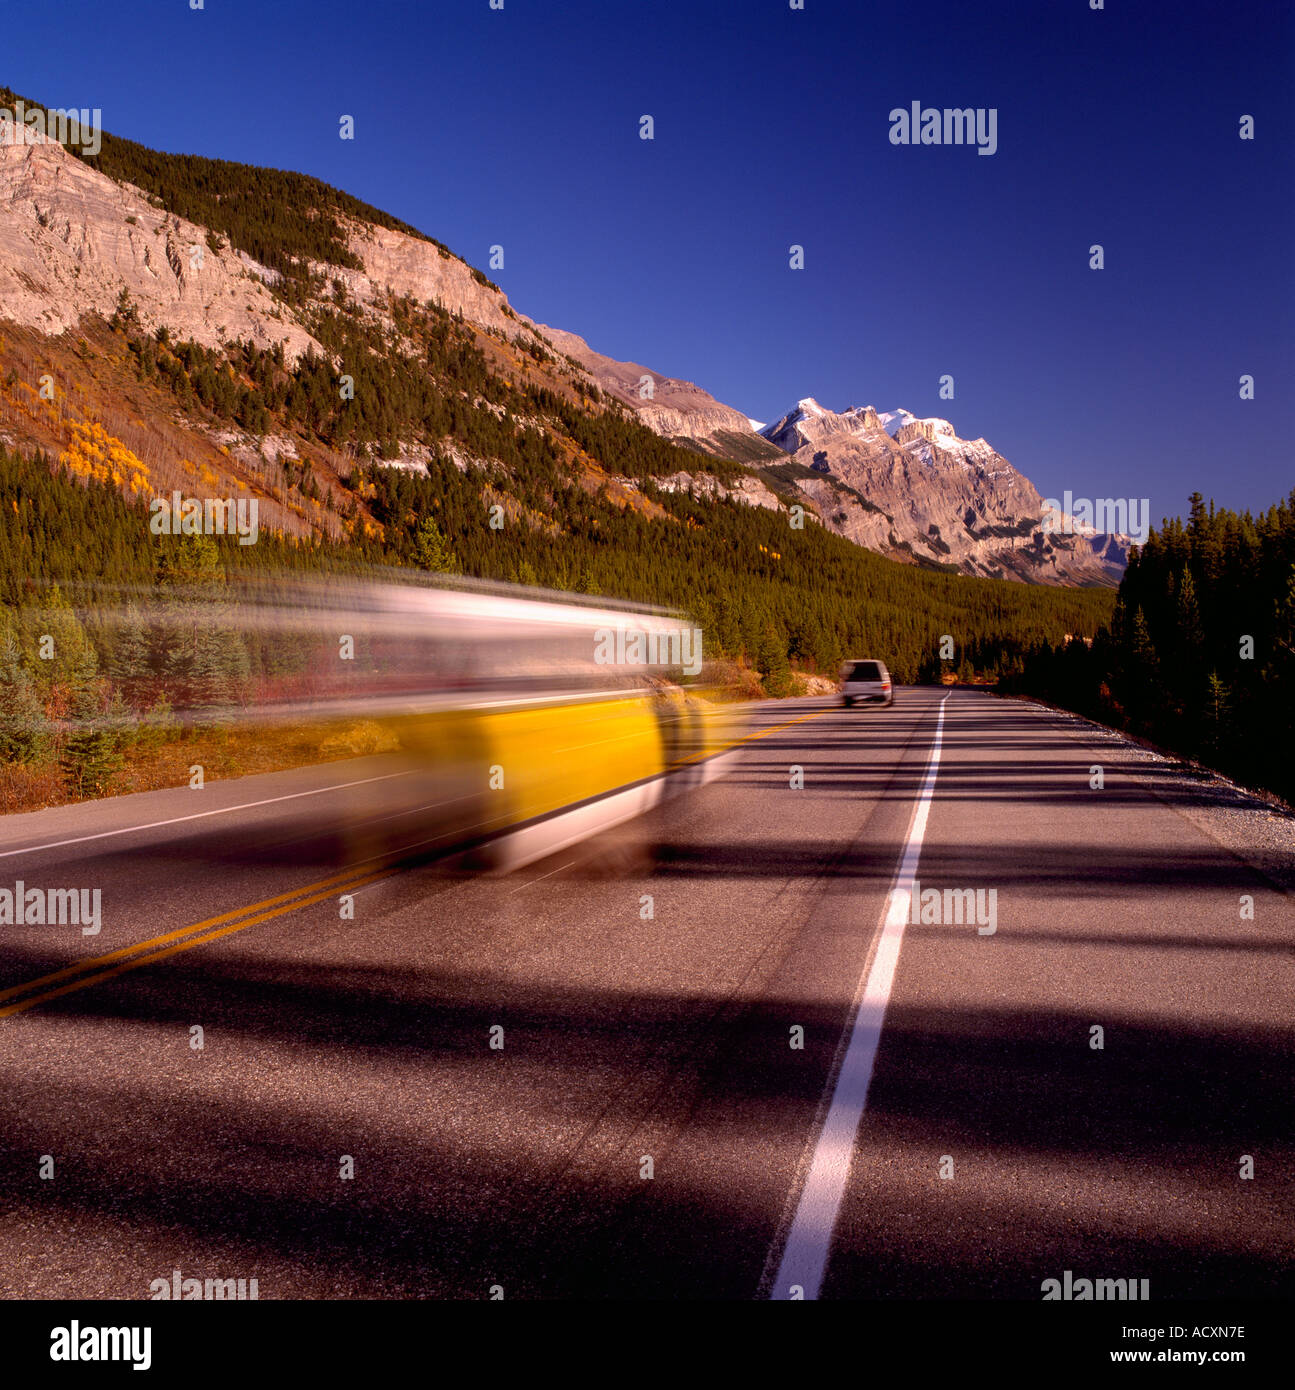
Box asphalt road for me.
[0,687,1291,1300]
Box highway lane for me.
[822,692,1294,1301]
[0,687,1290,1299]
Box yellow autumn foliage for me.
[59,419,153,495]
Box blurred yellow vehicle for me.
[76,571,743,873]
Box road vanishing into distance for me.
[1,687,1291,1300]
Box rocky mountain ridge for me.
[756,397,1129,583]
[0,131,319,361]
[0,102,1125,585]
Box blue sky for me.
[6,0,1293,526]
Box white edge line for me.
[769,692,949,1300]
[0,769,420,862]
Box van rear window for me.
[847,661,884,681]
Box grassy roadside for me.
[0,718,398,817]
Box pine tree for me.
[108,604,153,706]
[188,624,250,728]
[1121,608,1161,732]
[20,583,97,697]
[413,516,461,574]
[758,622,793,698]
[60,652,121,797]
[1201,671,1231,761]
[0,627,49,764]
[156,533,224,587]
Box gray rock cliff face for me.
[331,217,531,339]
[533,323,760,444]
[0,131,319,361]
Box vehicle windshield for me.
[846,661,884,681]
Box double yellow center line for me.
[0,862,395,1020]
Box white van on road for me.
[840,658,893,708]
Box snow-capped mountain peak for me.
[750,393,1127,582]
[878,408,960,442]
[877,408,915,438]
